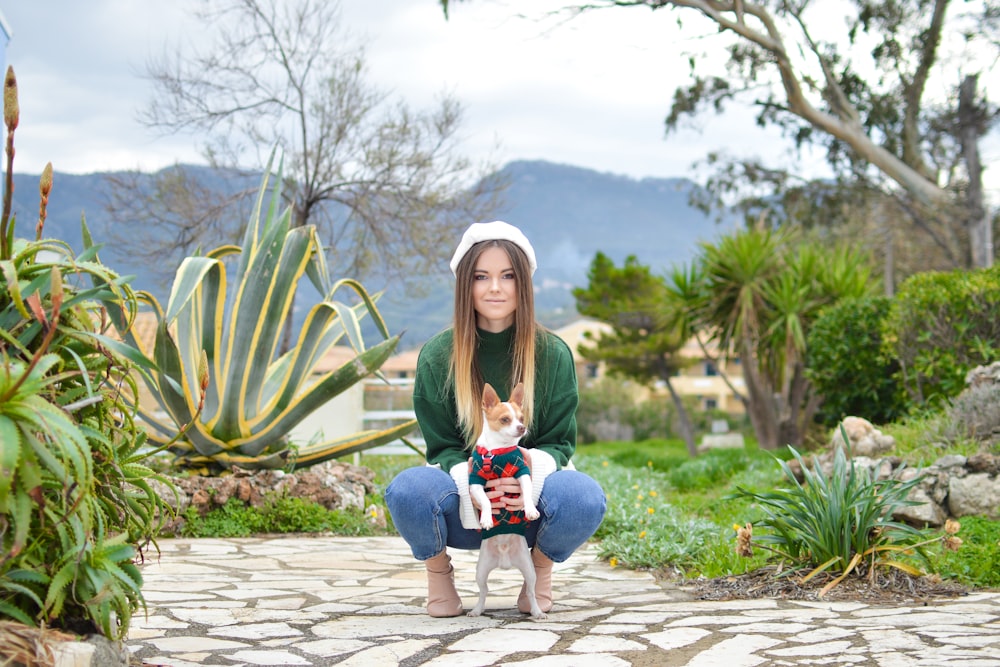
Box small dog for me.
[467,382,546,620]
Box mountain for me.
[8,160,727,348]
[376,161,727,344]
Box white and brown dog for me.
[467,382,545,620]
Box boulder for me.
[831,416,895,457]
[697,433,745,454]
[948,473,1000,520]
[965,361,1000,388]
[894,487,949,527]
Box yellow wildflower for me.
[639,531,647,539]
[649,490,658,497]
[609,557,618,568]
[647,507,655,515]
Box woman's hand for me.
[470,448,533,513]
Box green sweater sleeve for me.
[525,331,578,468]
[413,330,469,473]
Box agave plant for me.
[1,66,170,639]
[120,153,416,473]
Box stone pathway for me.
[126,536,1000,666]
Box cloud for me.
[0,0,995,206]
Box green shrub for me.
[666,448,750,492]
[577,378,641,443]
[884,267,1000,408]
[624,394,674,441]
[807,296,908,426]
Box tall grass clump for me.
[727,429,963,596]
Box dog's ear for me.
[482,382,500,410]
[509,382,525,407]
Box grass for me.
[574,440,777,576]
[881,411,983,465]
[175,439,1000,590]
[932,516,1000,587]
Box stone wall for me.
[850,452,1000,527]
[149,460,381,535]
[799,414,1000,528]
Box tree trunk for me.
[880,200,895,297]
[778,361,813,448]
[663,378,698,457]
[958,74,992,269]
[739,339,780,449]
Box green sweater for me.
[414,326,578,474]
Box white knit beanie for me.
[449,220,538,276]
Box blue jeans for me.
[385,465,606,563]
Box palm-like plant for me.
[676,226,877,448]
[121,154,416,473]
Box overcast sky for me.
[2,0,997,202]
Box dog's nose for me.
[516,425,526,436]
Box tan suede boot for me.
[517,548,553,613]
[425,550,463,617]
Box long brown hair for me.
[451,239,538,444]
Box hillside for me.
[8,160,728,347]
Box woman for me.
[385,220,606,617]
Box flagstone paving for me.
[126,536,1000,666]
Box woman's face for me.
[472,245,518,332]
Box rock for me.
[831,416,895,457]
[948,473,1000,519]
[48,633,129,667]
[967,452,1000,475]
[965,361,1000,388]
[697,433,745,454]
[935,454,969,470]
[894,487,949,527]
[149,460,378,534]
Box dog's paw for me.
[524,506,540,521]
[530,610,548,621]
[479,515,494,530]
[467,607,484,617]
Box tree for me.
[103,166,259,291]
[439,0,999,271]
[573,252,699,456]
[671,226,879,449]
[111,0,503,296]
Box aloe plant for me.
[1,66,170,639]
[121,154,416,473]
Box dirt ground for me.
[669,565,973,604]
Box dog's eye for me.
[501,417,510,424]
